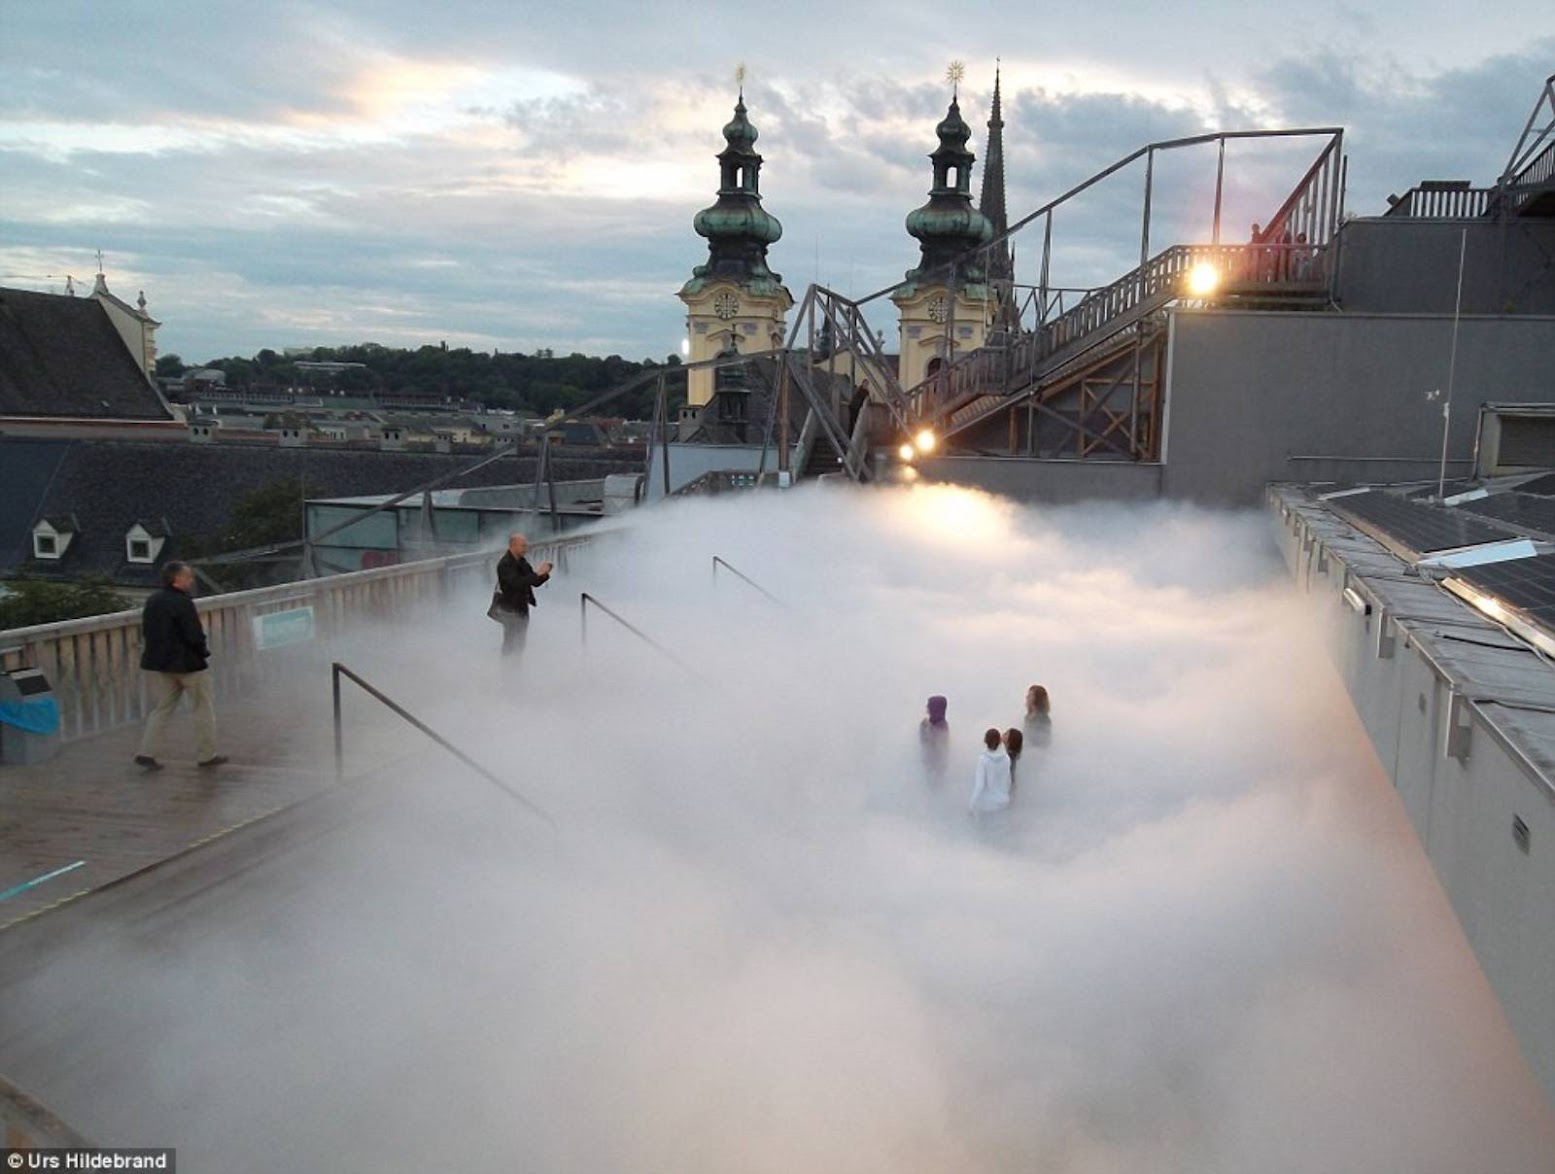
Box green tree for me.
[0,575,134,631]
[155,353,187,378]
[182,477,311,591]
[218,477,307,552]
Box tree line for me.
[157,343,687,419]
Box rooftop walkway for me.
[0,669,421,933]
[0,536,594,939]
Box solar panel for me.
[1450,552,1555,632]
[1331,490,1517,558]
[1458,492,1555,537]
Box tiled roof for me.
[0,288,172,420]
[0,438,641,587]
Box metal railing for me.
[0,533,598,744]
[1,1071,92,1149]
[578,592,704,679]
[331,662,553,826]
[1384,185,1494,219]
[917,239,1326,437]
[711,557,784,606]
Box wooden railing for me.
[0,533,598,744]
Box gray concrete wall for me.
[1164,310,1555,504]
[911,455,1163,503]
[1273,493,1555,1108]
[1336,218,1555,316]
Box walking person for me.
[1023,685,1052,749]
[134,561,225,771]
[1003,726,1024,796]
[493,533,552,657]
[919,694,950,787]
[969,727,1012,816]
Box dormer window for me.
[126,521,169,565]
[32,516,77,561]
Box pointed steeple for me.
[979,64,1013,285]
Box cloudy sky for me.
[2,2,1551,364]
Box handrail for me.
[916,237,1330,435]
[711,557,784,606]
[0,532,601,743]
[847,127,1345,312]
[330,661,554,827]
[579,593,705,680]
[1,1071,92,1148]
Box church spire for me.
[979,64,1017,330]
[979,64,1012,281]
[677,73,793,410]
[978,65,1006,232]
[902,73,993,287]
[681,86,785,297]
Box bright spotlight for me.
[898,443,915,462]
[680,338,690,357]
[914,428,936,454]
[1185,262,1220,298]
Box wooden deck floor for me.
[0,676,417,931]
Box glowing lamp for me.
[898,443,915,462]
[1185,262,1220,298]
[914,428,937,454]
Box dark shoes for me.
[135,754,228,769]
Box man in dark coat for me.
[495,533,553,656]
[135,560,226,771]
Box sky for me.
[7,487,1554,1170]
[1,2,1552,365]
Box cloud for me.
[1,5,1550,364]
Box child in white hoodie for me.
[969,727,1012,815]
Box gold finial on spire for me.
[735,62,746,97]
[947,60,965,96]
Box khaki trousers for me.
[138,670,217,762]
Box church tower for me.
[892,66,995,388]
[678,87,792,408]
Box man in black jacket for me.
[494,533,552,656]
[135,561,226,770]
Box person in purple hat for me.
[919,695,950,786]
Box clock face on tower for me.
[713,292,741,320]
[926,295,950,324]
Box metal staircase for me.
[749,127,1347,479]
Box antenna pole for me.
[1436,227,1468,501]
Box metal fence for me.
[0,533,597,743]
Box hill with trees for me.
[158,344,686,419]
